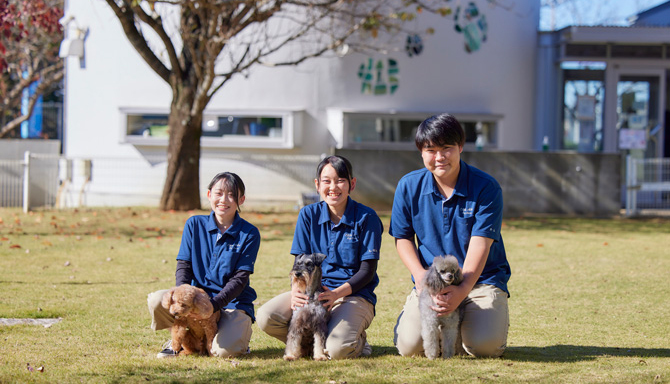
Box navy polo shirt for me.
[177,211,260,320]
[389,161,511,295]
[291,197,383,306]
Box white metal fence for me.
[625,155,670,216]
[0,151,320,211]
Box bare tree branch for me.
[103,0,172,82]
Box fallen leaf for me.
[64,261,71,266]
[37,366,45,373]
[26,363,33,372]
[603,242,609,246]
[0,237,8,241]
[536,244,544,247]
[10,244,21,249]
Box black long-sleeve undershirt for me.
[347,259,377,293]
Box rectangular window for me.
[121,109,300,149]
[340,112,500,150]
[203,116,283,138]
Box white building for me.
[59,0,540,209]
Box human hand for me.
[290,290,308,310]
[317,286,338,311]
[430,284,467,317]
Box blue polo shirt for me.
[176,211,260,320]
[291,197,383,306]
[389,161,511,295]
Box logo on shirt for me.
[227,243,242,252]
[461,207,474,216]
[344,233,358,243]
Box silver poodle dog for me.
[419,255,463,359]
[284,253,330,361]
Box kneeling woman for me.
[257,155,383,359]
[147,172,261,358]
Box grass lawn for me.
[0,207,669,383]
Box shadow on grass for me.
[249,345,399,360]
[506,345,670,362]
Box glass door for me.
[616,75,662,159]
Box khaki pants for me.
[394,284,509,357]
[147,289,252,358]
[257,291,375,360]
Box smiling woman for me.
[146,171,261,359]
[257,155,384,360]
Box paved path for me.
[0,318,62,327]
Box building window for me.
[127,114,169,137]
[203,116,283,138]
[337,112,500,150]
[121,109,300,149]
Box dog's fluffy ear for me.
[161,287,176,310]
[422,264,442,295]
[191,289,214,319]
[312,253,326,266]
[453,264,463,285]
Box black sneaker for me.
[156,340,178,358]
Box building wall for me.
[62,0,539,208]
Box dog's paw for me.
[283,354,298,361]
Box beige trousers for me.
[394,284,509,357]
[147,289,252,358]
[256,291,375,360]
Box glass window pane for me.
[204,116,283,137]
[126,114,169,137]
[346,114,497,147]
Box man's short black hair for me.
[415,113,466,150]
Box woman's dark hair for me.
[316,155,354,192]
[207,172,245,211]
[415,113,466,150]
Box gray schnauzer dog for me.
[284,253,330,361]
[419,255,463,359]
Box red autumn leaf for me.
[10,244,21,249]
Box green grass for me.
[1,207,669,383]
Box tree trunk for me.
[159,83,203,211]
